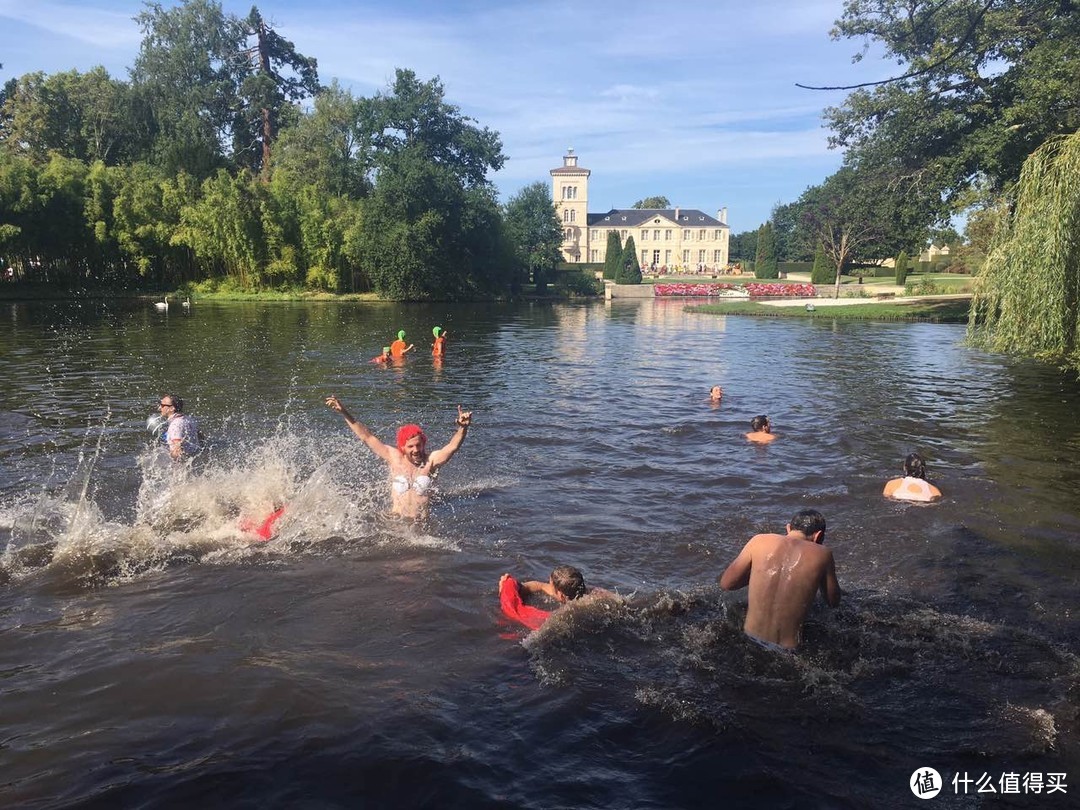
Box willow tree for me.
[968,131,1080,373]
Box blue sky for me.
[0,0,891,233]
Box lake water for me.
[1,298,1078,808]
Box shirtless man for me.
[719,509,840,651]
[325,396,471,520]
[745,414,776,444]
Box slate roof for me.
[586,209,726,228]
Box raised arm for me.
[325,395,395,462]
[427,405,472,468]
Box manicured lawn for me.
[688,298,971,322]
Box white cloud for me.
[0,0,141,49]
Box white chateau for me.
[550,149,730,272]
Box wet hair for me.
[550,565,587,600]
[710,386,723,399]
[789,509,827,537]
[903,452,928,479]
[750,415,769,432]
[164,394,184,412]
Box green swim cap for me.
[432,326,442,337]
[397,330,406,340]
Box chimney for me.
[674,206,680,221]
[718,207,727,225]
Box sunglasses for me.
[159,401,174,407]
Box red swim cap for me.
[396,424,427,452]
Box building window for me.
[564,228,573,240]
[590,250,598,262]
[641,251,648,265]
[665,229,671,241]
[698,250,706,263]
[682,250,689,263]
[714,250,722,263]
[698,230,706,240]
[569,209,576,223]
[665,250,671,265]
[715,230,722,240]
[590,229,598,240]
[683,229,692,240]
[620,230,627,240]
[653,229,660,241]
[563,209,569,223]
[641,230,648,240]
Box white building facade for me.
[550,149,730,272]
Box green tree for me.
[504,181,562,295]
[131,0,243,177]
[754,222,778,279]
[894,250,909,286]
[795,165,930,297]
[373,69,504,189]
[173,168,269,287]
[728,229,757,262]
[235,6,320,175]
[969,130,1080,373]
[631,196,670,209]
[0,68,149,164]
[602,230,622,279]
[771,200,813,261]
[359,70,506,299]
[822,0,1080,224]
[111,162,199,284]
[810,242,832,284]
[616,235,641,283]
[272,81,376,198]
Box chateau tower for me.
[550,148,590,262]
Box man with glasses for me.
[158,395,200,460]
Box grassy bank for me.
[688,298,971,322]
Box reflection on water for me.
[1,299,1078,808]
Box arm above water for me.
[325,395,394,463]
[498,574,550,631]
[719,539,755,591]
[428,406,471,468]
[820,550,841,608]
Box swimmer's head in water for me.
[550,565,587,601]
[396,424,427,461]
[397,330,406,340]
[789,509,827,543]
[751,415,769,432]
[903,452,928,479]
[710,385,723,401]
[433,326,442,337]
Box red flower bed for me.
[744,282,816,298]
[654,283,739,297]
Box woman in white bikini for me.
[325,395,472,520]
[883,452,942,502]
